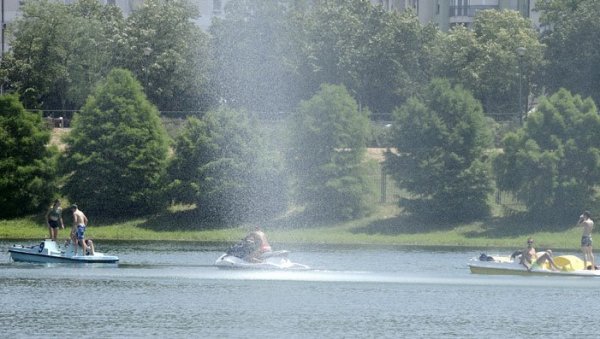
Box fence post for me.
[380,165,386,203]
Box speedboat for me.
[8,239,119,264]
[214,240,309,270]
[468,252,600,277]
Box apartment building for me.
[371,0,540,31]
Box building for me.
[371,0,540,31]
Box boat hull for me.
[8,240,119,264]
[469,255,600,277]
[214,251,309,270]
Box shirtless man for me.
[520,238,561,271]
[70,204,93,255]
[244,226,272,262]
[579,211,594,270]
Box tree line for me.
[0,0,599,225]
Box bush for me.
[386,79,493,222]
[0,95,59,217]
[286,84,373,220]
[62,69,170,216]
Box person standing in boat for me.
[70,204,93,255]
[520,238,561,271]
[45,199,64,241]
[579,211,594,270]
[244,226,272,262]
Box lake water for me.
[2,240,600,338]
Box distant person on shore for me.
[70,204,92,255]
[45,199,64,241]
[243,226,272,262]
[579,211,594,270]
[520,237,561,271]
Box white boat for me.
[215,244,309,270]
[8,239,119,264]
[468,253,600,277]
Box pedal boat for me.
[8,239,119,264]
[469,253,600,277]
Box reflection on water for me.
[2,241,600,337]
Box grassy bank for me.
[0,204,584,251]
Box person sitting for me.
[520,237,561,271]
[243,226,272,262]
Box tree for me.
[385,79,493,222]
[538,0,600,107]
[168,107,288,221]
[295,0,436,114]
[62,69,170,216]
[114,0,214,112]
[210,0,300,114]
[286,84,372,220]
[494,89,600,221]
[0,0,123,111]
[0,95,59,217]
[431,10,544,118]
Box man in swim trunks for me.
[70,204,92,255]
[520,238,560,271]
[579,211,594,270]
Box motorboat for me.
[468,252,600,277]
[8,239,119,264]
[214,240,309,270]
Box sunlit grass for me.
[0,204,584,251]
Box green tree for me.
[168,108,288,221]
[0,0,123,111]
[538,0,600,107]
[494,89,600,221]
[431,10,544,118]
[386,79,493,222]
[62,69,169,216]
[296,0,435,114]
[0,95,59,217]
[114,0,214,112]
[286,84,372,220]
[210,0,300,113]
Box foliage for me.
[0,0,123,111]
[286,84,373,220]
[493,89,600,221]
[168,107,288,221]
[431,10,544,118]
[538,0,600,107]
[114,0,214,112]
[210,0,301,114]
[295,0,436,114]
[61,69,170,216]
[386,79,493,222]
[0,95,59,217]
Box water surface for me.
[1,241,600,338]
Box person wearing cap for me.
[520,237,560,271]
[45,199,64,241]
[579,211,594,270]
[70,204,93,255]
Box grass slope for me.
[0,204,583,251]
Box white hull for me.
[214,250,309,270]
[469,254,600,277]
[8,240,119,264]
